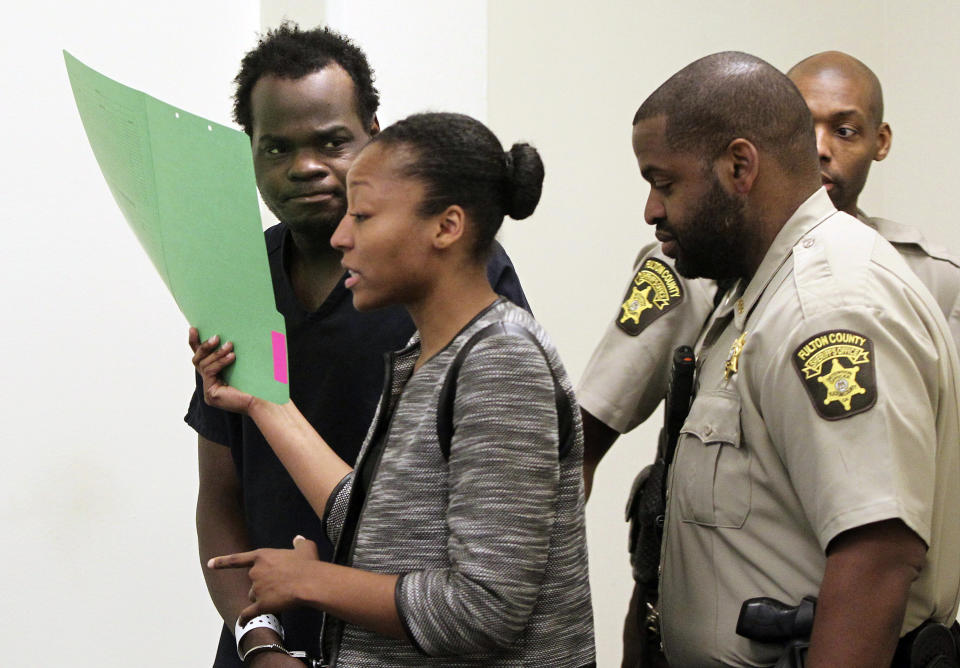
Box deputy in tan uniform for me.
[581,50,960,665]
[630,51,960,667]
[788,51,960,348]
[582,52,960,500]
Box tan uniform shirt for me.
[660,189,960,667]
[578,243,716,432]
[858,210,960,351]
[579,215,960,438]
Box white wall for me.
[7,1,959,666]
[2,2,259,665]
[488,2,960,665]
[321,0,488,125]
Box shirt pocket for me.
[673,388,751,528]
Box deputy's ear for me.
[433,205,466,249]
[368,114,381,137]
[874,122,892,162]
[718,138,759,195]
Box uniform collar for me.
[858,208,930,247]
[732,187,837,330]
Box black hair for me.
[370,112,544,258]
[233,22,379,136]
[634,51,818,176]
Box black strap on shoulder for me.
[436,321,574,461]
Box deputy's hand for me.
[209,536,321,623]
[189,327,255,414]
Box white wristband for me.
[235,614,284,658]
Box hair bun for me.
[503,143,544,220]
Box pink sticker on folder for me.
[272,331,289,384]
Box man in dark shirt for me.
[186,24,528,667]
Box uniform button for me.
[704,426,713,436]
[736,299,744,314]
[802,237,814,248]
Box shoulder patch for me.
[616,258,685,336]
[792,329,877,420]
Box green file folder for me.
[65,51,289,403]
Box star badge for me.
[817,358,866,411]
[615,257,685,336]
[793,329,877,420]
[620,285,654,325]
[724,331,748,380]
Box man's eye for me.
[651,181,672,192]
[835,126,858,139]
[322,139,347,150]
[263,145,286,156]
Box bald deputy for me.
[631,51,960,667]
[579,50,960,666]
[788,51,960,349]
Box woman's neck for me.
[407,263,498,370]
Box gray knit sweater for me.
[319,299,595,667]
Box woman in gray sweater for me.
[194,112,595,667]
